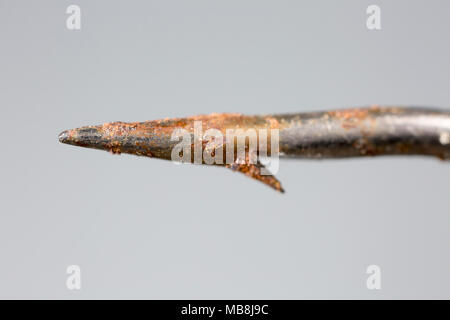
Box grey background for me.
[1,0,450,299]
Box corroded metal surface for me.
[59,106,450,192]
[275,106,450,160]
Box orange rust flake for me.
[328,108,370,121]
[109,141,122,154]
[327,108,372,130]
[266,116,280,129]
[102,122,135,137]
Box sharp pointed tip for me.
[58,130,69,143]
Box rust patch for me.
[328,108,371,130]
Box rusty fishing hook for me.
[58,106,450,192]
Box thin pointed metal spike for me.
[59,106,450,192]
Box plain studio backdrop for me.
[1,0,449,299]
